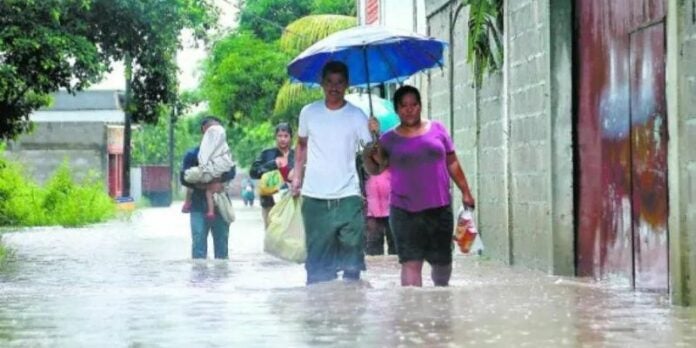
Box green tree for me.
[200,31,288,124]
[131,111,204,177]
[238,0,354,42]
[85,0,217,123]
[228,121,275,168]
[273,14,356,126]
[311,0,356,16]
[0,0,104,139]
[203,0,355,167]
[238,0,314,41]
[279,14,356,55]
[0,0,217,140]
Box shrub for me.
[0,239,8,265]
[0,151,116,227]
[42,163,116,227]
[0,154,46,226]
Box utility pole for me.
[168,102,176,202]
[122,55,133,198]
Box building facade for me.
[410,0,695,305]
[7,90,127,198]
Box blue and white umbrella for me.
[288,25,447,88]
[345,93,399,134]
[287,25,447,128]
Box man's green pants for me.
[301,196,366,284]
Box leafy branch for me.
[463,0,504,87]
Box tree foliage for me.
[238,0,313,42]
[0,0,103,139]
[311,0,356,16]
[227,121,275,168]
[200,0,356,167]
[279,14,356,55]
[462,0,503,87]
[273,14,355,129]
[200,31,288,124]
[0,0,217,140]
[131,111,204,181]
[238,0,355,42]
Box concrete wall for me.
[668,0,696,306]
[7,122,108,185]
[425,0,574,274]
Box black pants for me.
[365,216,396,255]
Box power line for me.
[217,0,308,39]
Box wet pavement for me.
[1,201,695,347]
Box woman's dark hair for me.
[392,85,421,111]
[275,122,293,136]
[321,61,349,83]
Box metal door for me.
[575,0,668,290]
[629,23,669,290]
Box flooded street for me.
[1,202,695,347]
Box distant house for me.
[6,90,127,197]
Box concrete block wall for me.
[506,0,556,270]
[427,3,511,262]
[476,73,508,263]
[668,0,696,305]
[7,122,108,185]
[427,5,451,128]
[450,6,478,207]
[425,0,574,273]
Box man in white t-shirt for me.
[291,61,377,284]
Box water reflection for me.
[189,260,232,285]
[0,204,695,347]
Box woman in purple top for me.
[363,85,475,287]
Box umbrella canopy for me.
[287,25,447,88]
[345,93,399,134]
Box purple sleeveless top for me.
[380,121,454,212]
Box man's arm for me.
[290,136,307,196]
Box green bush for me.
[42,164,116,227]
[0,154,46,226]
[0,152,116,227]
[0,239,8,265]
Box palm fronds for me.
[279,14,357,54]
[463,0,504,87]
[273,81,322,118]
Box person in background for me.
[249,122,295,228]
[180,116,236,259]
[181,118,235,220]
[291,61,374,284]
[363,85,475,287]
[241,178,255,207]
[364,168,396,255]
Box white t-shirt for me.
[298,100,372,199]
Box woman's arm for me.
[362,142,388,175]
[249,149,276,179]
[446,152,475,208]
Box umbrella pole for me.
[363,48,378,142]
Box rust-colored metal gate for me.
[576,0,668,290]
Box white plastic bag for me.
[264,193,306,263]
[454,207,483,254]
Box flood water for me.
[1,202,695,347]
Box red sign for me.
[366,0,379,24]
